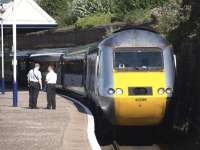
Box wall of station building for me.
[4,27,106,50]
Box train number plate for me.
[135,98,147,102]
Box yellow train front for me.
[62,28,176,126]
[113,65,172,125]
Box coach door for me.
[86,52,98,95]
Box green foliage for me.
[71,0,169,28]
[38,0,191,36]
[75,13,112,29]
[39,0,75,26]
[39,0,68,16]
[151,0,191,35]
[71,0,111,18]
[113,0,168,15]
[71,0,168,18]
[123,9,152,24]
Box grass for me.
[75,13,112,29]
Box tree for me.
[39,0,69,16]
[151,0,191,35]
[71,0,111,18]
[113,0,168,15]
[39,0,75,26]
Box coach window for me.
[63,60,84,75]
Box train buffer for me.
[0,91,99,150]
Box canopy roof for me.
[1,0,57,29]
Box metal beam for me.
[12,0,17,107]
[1,3,5,94]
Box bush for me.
[123,8,152,25]
[39,0,76,26]
[71,0,111,18]
[39,0,69,16]
[75,13,112,29]
[113,0,168,15]
[39,0,191,33]
[151,0,191,35]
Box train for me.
[1,28,176,126]
[0,51,30,87]
[0,48,66,87]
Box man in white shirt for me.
[27,63,42,109]
[46,64,57,109]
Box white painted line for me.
[62,95,102,150]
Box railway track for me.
[57,90,169,150]
[102,141,162,150]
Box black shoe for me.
[45,107,51,109]
[52,107,56,110]
[29,107,33,109]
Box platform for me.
[0,91,98,150]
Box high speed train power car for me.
[29,28,176,126]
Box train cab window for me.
[114,49,163,71]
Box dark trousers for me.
[47,84,56,109]
[29,82,40,108]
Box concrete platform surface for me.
[0,91,92,150]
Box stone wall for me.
[5,27,107,50]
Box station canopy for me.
[1,0,57,29]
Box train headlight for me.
[158,88,165,95]
[108,88,115,95]
[116,88,123,95]
[166,88,173,94]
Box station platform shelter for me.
[1,0,57,30]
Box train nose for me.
[113,72,168,126]
[114,95,167,125]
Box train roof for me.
[28,47,68,57]
[114,27,158,34]
[30,53,64,58]
[0,50,30,60]
[10,51,30,57]
[26,28,171,62]
[64,43,98,57]
[62,29,172,57]
[100,29,171,50]
[63,55,85,61]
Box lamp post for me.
[0,3,5,94]
[13,0,17,107]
